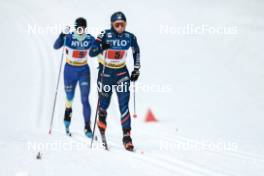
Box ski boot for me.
[122,129,134,151]
[84,122,93,138]
[97,109,108,149]
[97,108,107,134]
[64,107,72,136]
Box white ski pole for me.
[49,43,65,134]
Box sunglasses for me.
[113,22,126,28]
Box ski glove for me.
[131,69,140,82]
[61,26,71,37]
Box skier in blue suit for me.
[54,17,95,138]
[89,12,141,151]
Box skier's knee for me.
[120,103,129,113]
[81,96,89,106]
[65,99,73,108]
[98,108,107,117]
[65,94,74,108]
[66,90,75,102]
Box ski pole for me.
[90,100,99,147]
[49,42,65,135]
[132,81,137,118]
[90,53,107,148]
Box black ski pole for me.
[90,53,107,148]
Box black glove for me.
[131,69,140,82]
[60,32,66,38]
[101,42,111,50]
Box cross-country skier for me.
[89,12,140,151]
[53,17,95,138]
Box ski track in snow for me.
[51,127,262,176]
[51,129,217,176]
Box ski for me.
[66,130,99,141]
[66,131,72,137]
[99,131,109,150]
[66,128,72,137]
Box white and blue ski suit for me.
[54,32,96,124]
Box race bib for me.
[106,50,126,60]
[72,50,87,59]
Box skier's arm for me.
[131,35,141,70]
[89,40,102,57]
[53,33,65,49]
[89,30,111,57]
[130,35,141,82]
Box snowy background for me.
[1,0,264,175]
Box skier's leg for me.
[116,73,134,151]
[79,66,92,137]
[116,80,131,132]
[97,90,112,132]
[97,73,113,133]
[63,64,78,132]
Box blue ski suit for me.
[89,29,140,131]
[54,32,96,124]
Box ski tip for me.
[48,129,52,135]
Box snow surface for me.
[1,0,264,175]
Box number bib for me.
[102,49,127,68]
[65,47,88,66]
